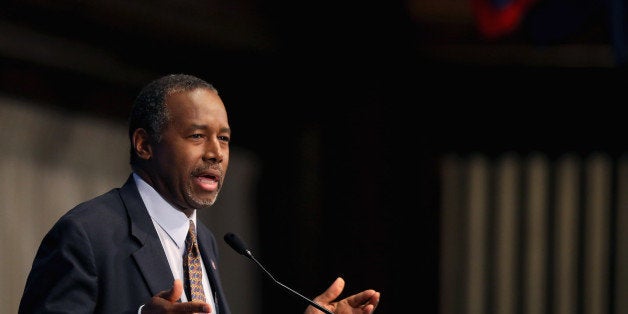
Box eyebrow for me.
[189,124,231,134]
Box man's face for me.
[149,88,230,212]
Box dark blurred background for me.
[1,1,627,314]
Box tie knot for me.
[188,220,197,237]
[186,220,198,252]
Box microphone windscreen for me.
[224,232,249,256]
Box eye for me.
[190,134,205,139]
[218,135,231,143]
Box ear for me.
[132,128,153,161]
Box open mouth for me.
[193,169,221,192]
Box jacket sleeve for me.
[19,216,98,314]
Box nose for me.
[202,139,224,163]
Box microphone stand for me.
[224,233,333,314]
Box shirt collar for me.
[133,172,196,249]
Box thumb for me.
[157,279,184,303]
[313,277,345,304]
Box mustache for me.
[191,164,223,178]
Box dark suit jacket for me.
[19,174,232,314]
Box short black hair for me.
[128,74,217,166]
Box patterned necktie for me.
[183,220,206,302]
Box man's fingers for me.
[175,301,212,313]
[313,277,345,303]
[156,279,184,303]
[346,289,380,309]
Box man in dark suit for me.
[19,74,380,314]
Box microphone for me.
[224,232,333,314]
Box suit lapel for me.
[119,175,175,297]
